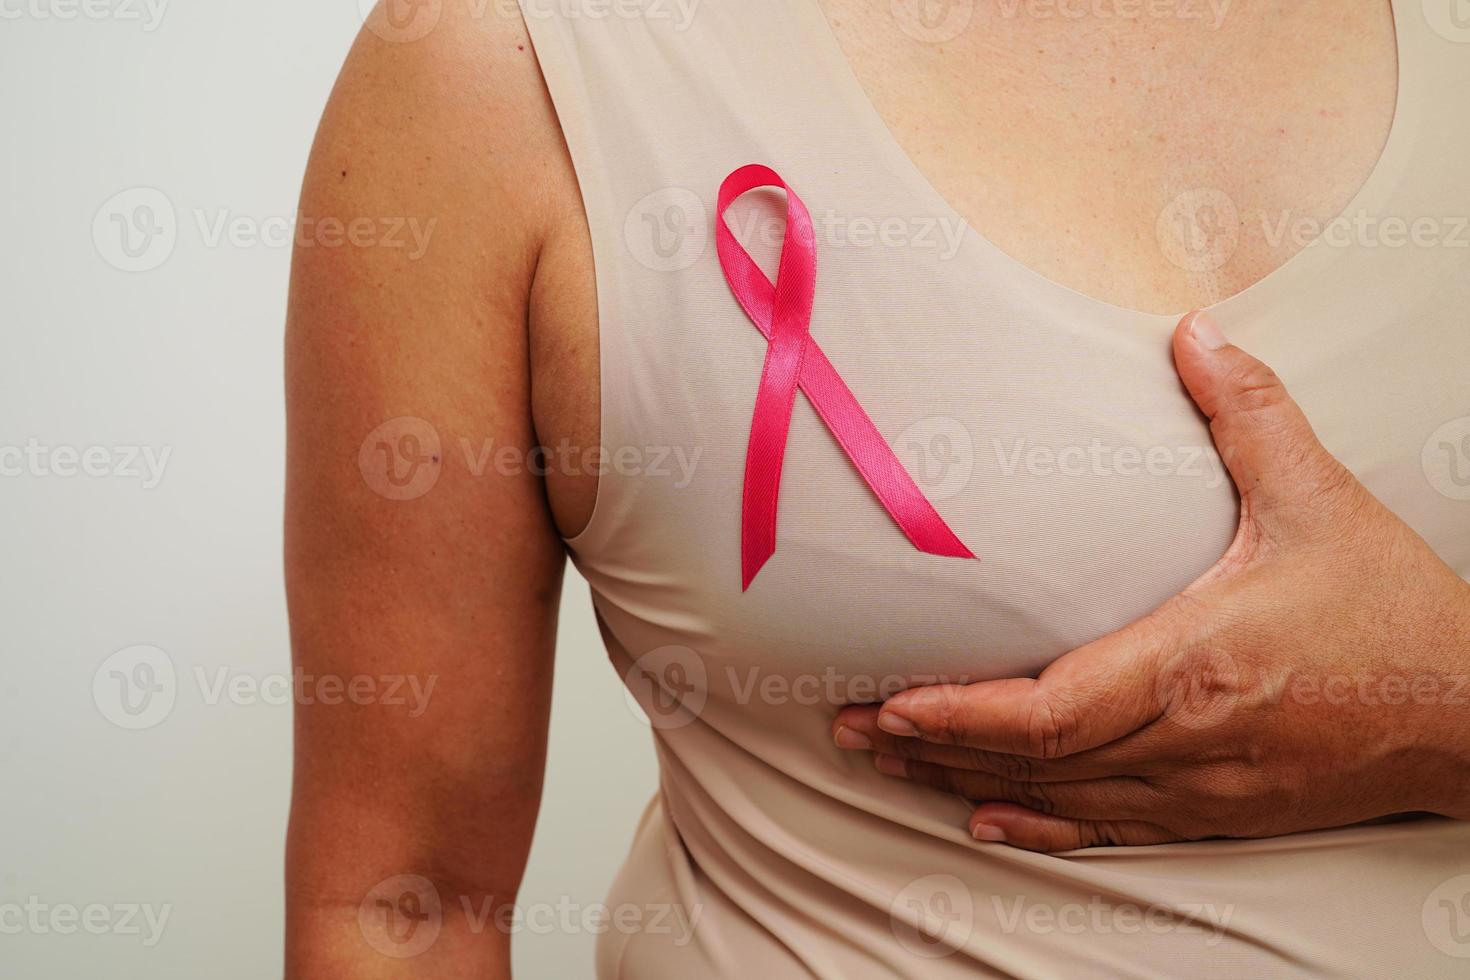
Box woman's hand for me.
[833,312,1470,852]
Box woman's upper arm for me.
[283,8,570,974]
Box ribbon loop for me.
[716,165,976,590]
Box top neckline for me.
[797,0,1416,324]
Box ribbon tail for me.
[797,344,976,560]
[741,538,773,593]
[739,309,814,591]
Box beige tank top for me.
[517,1,1470,975]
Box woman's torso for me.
[516,0,1470,975]
[532,0,1401,530]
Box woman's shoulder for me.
[301,3,578,271]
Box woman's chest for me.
[819,0,1400,314]
[575,262,1469,691]
[521,0,1463,700]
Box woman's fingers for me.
[872,753,1161,823]
[834,704,1161,781]
[966,803,1184,851]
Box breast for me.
[568,145,1468,722]
[572,266,1240,702]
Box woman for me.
[283,0,1470,975]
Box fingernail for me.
[971,823,1007,843]
[874,754,908,778]
[877,712,918,737]
[833,725,872,750]
[1189,311,1228,351]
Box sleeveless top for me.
[517,1,1470,976]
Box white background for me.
[0,2,657,976]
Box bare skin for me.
[821,0,1399,314]
[284,1,1414,973]
[283,7,575,976]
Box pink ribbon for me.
[716,164,976,590]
